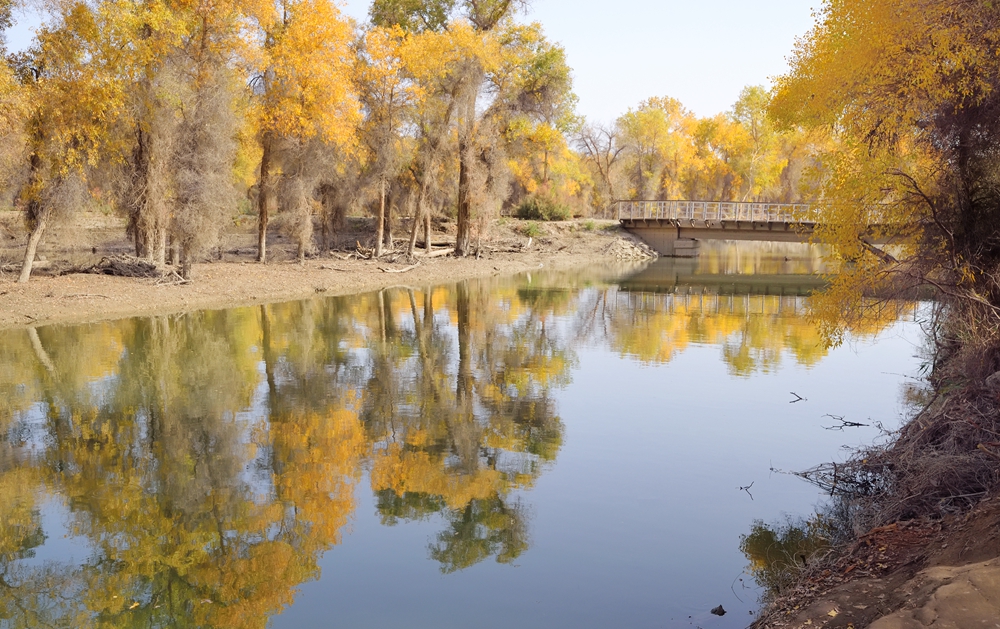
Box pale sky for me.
[4,0,819,122]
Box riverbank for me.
[752,389,1000,627]
[752,495,1000,628]
[0,215,649,329]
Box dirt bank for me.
[751,370,1000,629]
[0,214,652,330]
[752,492,1000,628]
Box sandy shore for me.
[0,232,629,330]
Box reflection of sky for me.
[17,496,88,567]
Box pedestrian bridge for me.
[617,200,819,256]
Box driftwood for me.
[380,263,420,274]
[415,238,456,248]
[418,248,455,259]
[154,271,191,286]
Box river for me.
[0,242,924,628]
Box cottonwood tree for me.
[396,24,471,256]
[0,45,27,205]
[770,0,1000,352]
[729,86,786,201]
[617,96,695,200]
[13,3,123,283]
[499,23,582,216]
[576,122,626,213]
[371,0,528,256]
[103,0,191,264]
[355,25,419,258]
[251,0,358,263]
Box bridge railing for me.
[615,200,816,223]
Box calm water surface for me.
[0,243,923,628]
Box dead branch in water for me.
[822,414,870,431]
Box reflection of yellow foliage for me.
[0,467,42,562]
[611,293,829,375]
[372,443,503,509]
[270,401,367,547]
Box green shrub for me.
[519,221,542,238]
[516,196,570,221]
[583,220,596,232]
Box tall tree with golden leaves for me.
[251,0,358,263]
[13,3,124,283]
[772,0,1000,354]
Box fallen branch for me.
[822,414,870,431]
[319,265,352,272]
[380,263,420,274]
[415,239,456,248]
[155,271,191,286]
[418,248,454,259]
[62,293,111,300]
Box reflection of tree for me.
[429,496,529,574]
[739,518,830,597]
[0,274,582,622]
[594,289,838,375]
[0,266,916,622]
[0,309,364,628]
[365,279,570,571]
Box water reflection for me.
[0,255,911,627]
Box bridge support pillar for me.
[673,238,700,258]
[624,223,700,257]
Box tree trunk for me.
[408,195,422,257]
[425,207,432,254]
[408,183,431,257]
[384,189,393,249]
[257,137,276,263]
[179,245,192,280]
[169,234,179,267]
[375,179,386,258]
[131,127,150,260]
[456,138,472,256]
[18,209,47,284]
[156,226,167,267]
[135,227,148,259]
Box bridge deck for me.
[617,200,819,255]
[616,200,815,223]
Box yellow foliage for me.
[256,0,360,147]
